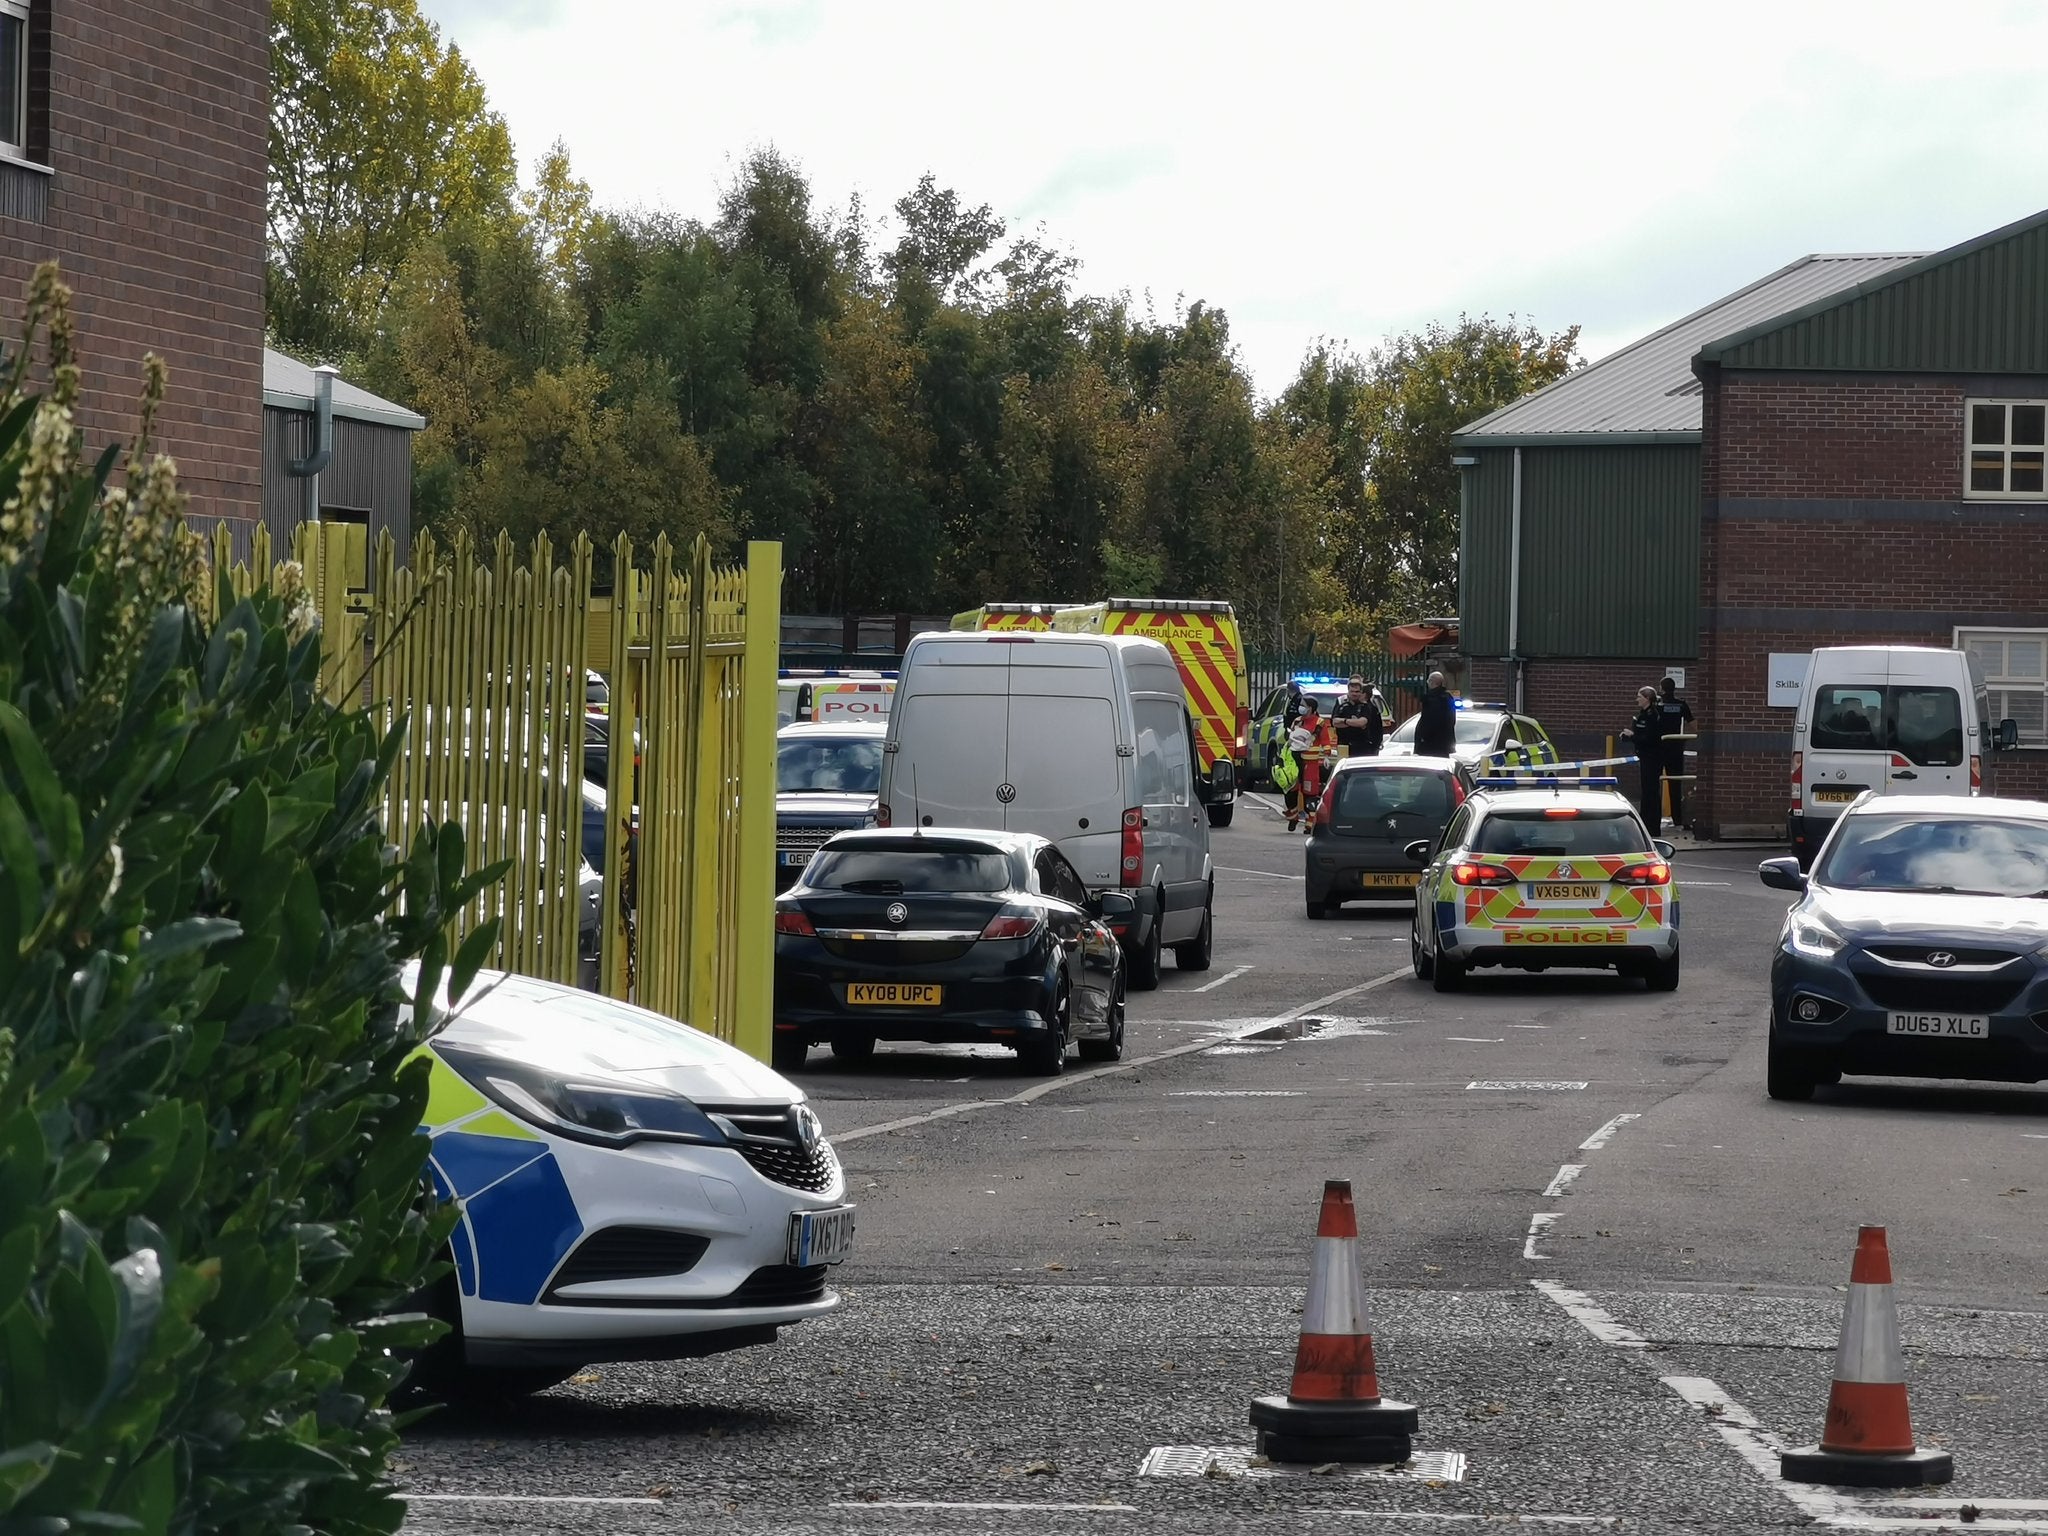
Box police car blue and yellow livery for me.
[413,967,852,1390]
[1410,779,1680,991]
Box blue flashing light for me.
[1290,673,1345,687]
[1454,699,1508,710]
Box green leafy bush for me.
[0,266,493,1532]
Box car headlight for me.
[1786,912,1845,960]
[437,1044,726,1148]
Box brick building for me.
[0,1,269,527]
[1453,208,2048,836]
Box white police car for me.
[409,968,852,1398]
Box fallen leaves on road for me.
[1999,1188,2027,1197]
[1023,1460,1058,1476]
[1044,1262,1069,1271]
[646,1484,673,1499]
[1311,1462,1343,1476]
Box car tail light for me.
[1312,783,1338,829]
[1790,750,1802,810]
[1970,754,1982,792]
[1613,860,1672,886]
[1121,807,1143,887]
[1450,861,1516,888]
[1449,779,1467,808]
[773,909,815,936]
[980,913,1040,940]
[875,802,892,827]
[1889,752,1911,770]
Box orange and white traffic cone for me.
[1249,1180,1419,1464]
[1781,1226,1952,1487]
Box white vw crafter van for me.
[1790,645,2017,868]
[879,631,1217,989]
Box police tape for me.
[1481,752,1640,771]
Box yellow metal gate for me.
[212,521,781,1060]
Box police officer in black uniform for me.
[1629,685,1665,831]
[1658,677,1696,830]
[1332,676,1382,760]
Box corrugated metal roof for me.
[1698,206,2048,372]
[1453,252,1925,444]
[263,348,426,431]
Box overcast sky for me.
[417,0,2048,395]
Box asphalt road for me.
[398,793,2048,1535]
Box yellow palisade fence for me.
[210,520,781,1060]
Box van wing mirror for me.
[1997,717,2021,751]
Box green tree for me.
[1282,316,1580,634]
[268,0,517,358]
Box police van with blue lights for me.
[1407,774,1681,993]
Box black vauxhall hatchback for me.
[1305,755,1473,918]
[772,828,1130,1076]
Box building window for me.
[1966,399,2047,499]
[0,1,26,158]
[1958,628,2047,745]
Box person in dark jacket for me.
[1413,672,1457,758]
[1658,677,1696,829]
[1332,676,1383,759]
[1629,685,1665,831]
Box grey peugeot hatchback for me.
[1305,755,1472,918]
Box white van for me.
[879,632,1216,988]
[1790,645,2015,867]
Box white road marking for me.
[1331,1517,1616,1527]
[1141,1446,1466,1482]
[831,1502,1140,1513]
[405,1494,663,1505]
[1543,1164,1586,1198]
[1508,1023,1550,1029]
[1446,1036,1505,1043]
[1658,1375,1846,1524]
[832,966,1413,1143]
[1168,1090,1306,1097]
[1527,1280,1651,1348]
[1469,1080,1588,1091]
[1522,1212,1559,1260]
[1190,964,1254,992]
[1578,1113,1641,1151]
[1217,865,1303,880]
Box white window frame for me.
[1956,625,2048,747]
[1964,397,2048,501]
[0,0,25,160]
